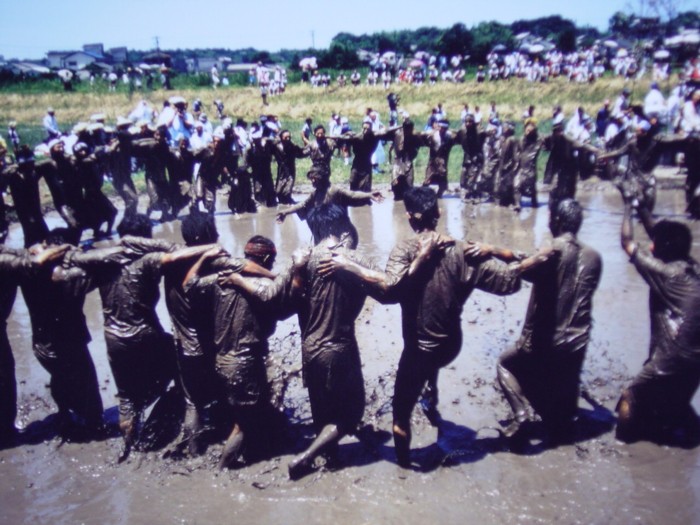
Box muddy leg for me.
[288,424,342,480]
[219,423,244,470]
[392,420,411,468]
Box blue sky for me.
[0,0,696,60]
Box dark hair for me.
[404,187,439,226]
[181,210,218,246]
[313,125,325,134]
[552,199,583,235]
[652,220,692,261]
[306,204,354,245]
[44,227,80,247]
[117,213,152,239]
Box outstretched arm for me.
[464,241,527,263]
[161,244,223,266]
[182,246,227,287]
[621,202,637,257]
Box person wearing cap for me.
[421,119,456,198]
[43,108,60,141]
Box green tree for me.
[437,23,473,56]
[471,21,514,63]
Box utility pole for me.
[154,36,160,51]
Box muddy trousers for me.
[32,341,103,427]
[0,333,16,438]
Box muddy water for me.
[1,184,700,525]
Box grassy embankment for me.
[0,76,661,203]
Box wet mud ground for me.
[2,180,700,524]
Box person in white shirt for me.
[643,82,667,122]
[43,108,60,140]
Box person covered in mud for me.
[342,119,387,192]
[0,242,74,445]
[72,142,118,238]
[421,119,457,198]
[20,229,105,439]
[275,165,383,245]
[276,204,377,479]
[383,113,424,201]
[0,139,15,243]
[512,119,544,210]
[166,137,196,217]
[192,128,232,215]
[480,120,503,201]
[186,236,300,469]
[321,187,549,468]
[248,127,278,208]
[596,120,670,215]
[496,199,602,447]
[543,122,596,213]
[132,125,175,222]
[2,145,49,248]
[455,113,486,201]
[494,121,520,208]
[272,129,308,205]
[107,117,139,216]
[35,139,86,234]
[302,124,339,181]
[120,211,274,457]
[63,214,206,460]
[615,191,700,445]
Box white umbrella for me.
[57,69,73,81]
[616,48,629,58]
[653,49,671,60]
[604,40,619,48]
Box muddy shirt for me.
[631,248,700,366]
[68,247,165,342]
[303,138,338,177]
[422,130,456,180]
[20,257,95,348]
[384,235,521,359]
[518,233,602,355]
[298,243,378,363]
[186,266,294,359]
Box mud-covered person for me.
[20,229,105,439]
[276,161,383,246]
[321,187,550,468]
[63,214,211,460]
[0,237,86,444]
[496,199,602,448]
[615,190,700,445]
[185,236,301,469]
[117,211,274,457]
